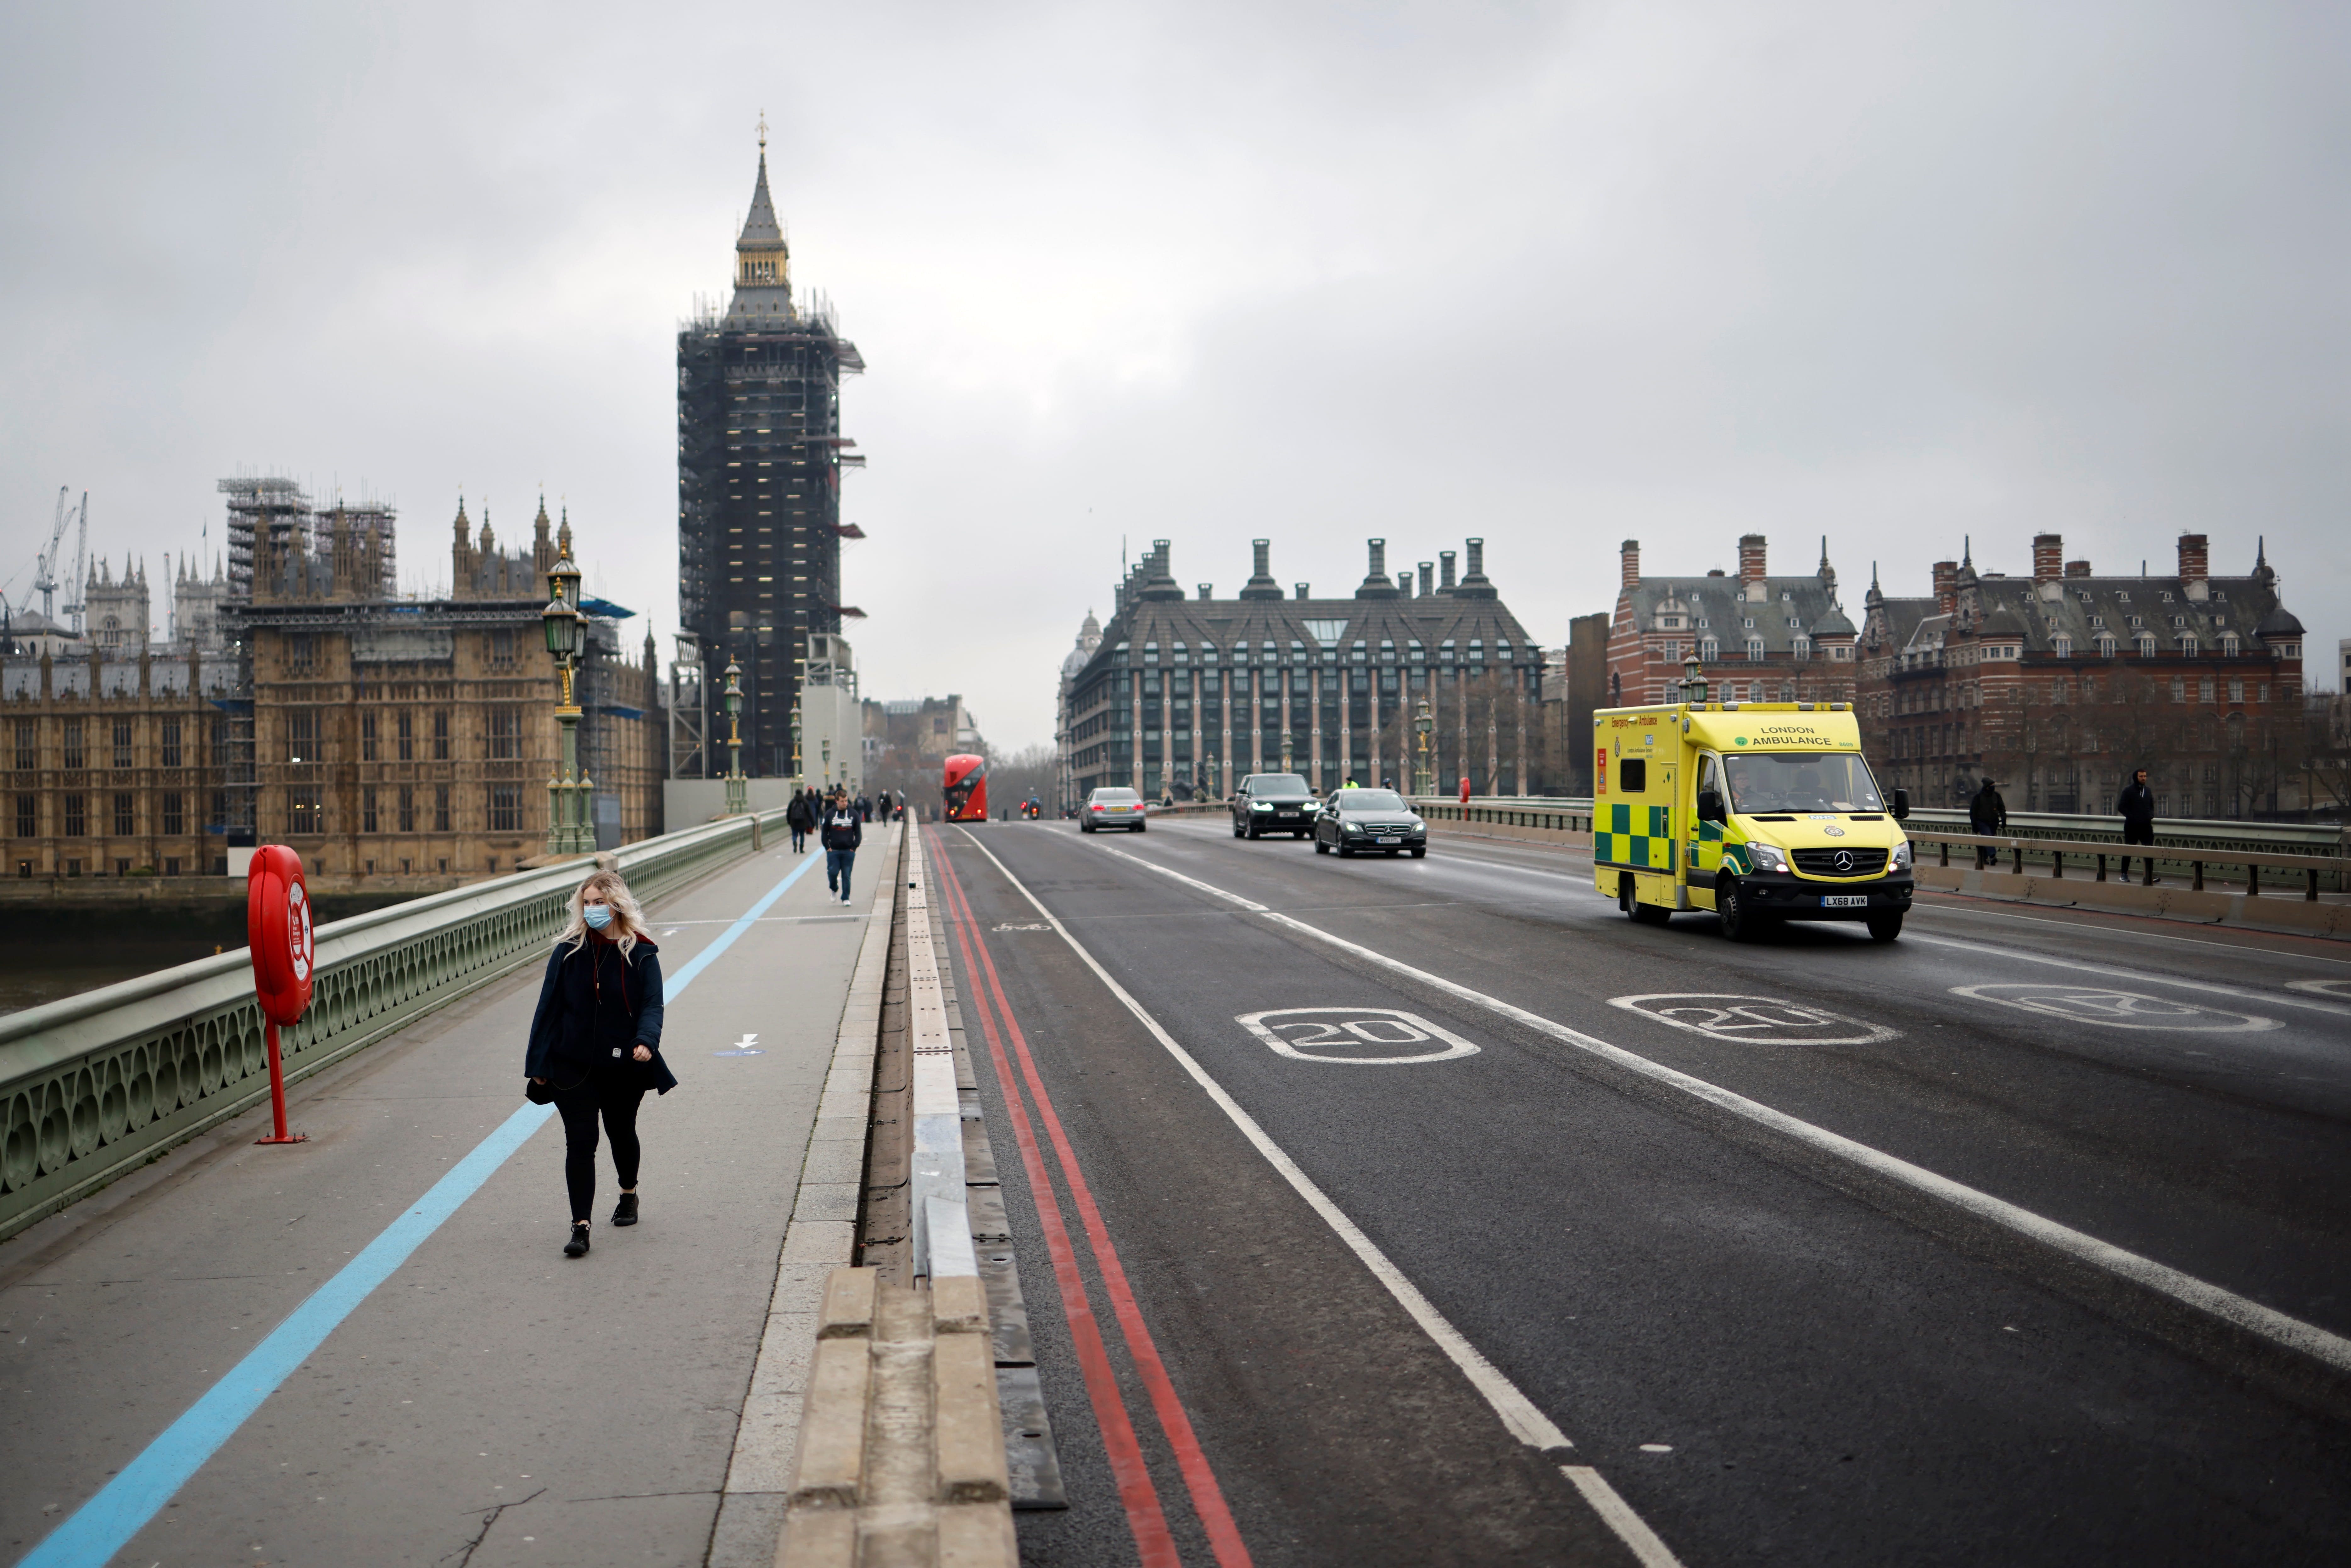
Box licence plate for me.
[1376,836,1401,845]
[1820,895,1869,909]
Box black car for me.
[1230,773,1317,839]
[1313,788,1428,858]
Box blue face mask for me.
[583,903,613,931]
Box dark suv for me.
[1231,773,1317,840]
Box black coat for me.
[2117,781,2156,827]
[523,935,677,1094]
[820,806,863,852]
[1969,787,2008,833]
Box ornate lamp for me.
[722,658,747,816]
[1682,653,1709,706]
[1414,697,1434,797]
[541,551,590,855]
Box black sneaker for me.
[612,1192,639,1227]
[563,1222,591,1258]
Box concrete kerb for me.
[708,822,903,1568]
[776,1268,1017,1568]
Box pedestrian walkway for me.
[1,826,897,1568]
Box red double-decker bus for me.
[944,754,989,822]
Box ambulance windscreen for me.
[1722,753,1884,814]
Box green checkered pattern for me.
[1595,802,1675,871]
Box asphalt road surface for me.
[927,816,2351,1568]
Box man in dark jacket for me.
[821,787,864,905]
[785,790,811,854]
[1969,777,2008,868]
[2117,767,2159,884]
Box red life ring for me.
[247,845,315,1026]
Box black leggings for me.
[554,1071,647,1223]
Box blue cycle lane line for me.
[17,849,823,1568]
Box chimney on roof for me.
[1368,538,1386,579]
[1397,573,1412,596]
[2033,533,2063,584]
[1356,538,1401,599]
[1418,561,1434,596]
[1738,534,1767,601]
[1933,559,1958,617]
[1197,583,1213,600]
[1440,550,1458,591]
[2178,533,2209,601]
[2064,560,2091,578]
[1295,583,1310,600]
[1239,538,1283,600]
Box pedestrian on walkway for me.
[1969,776,2007,868]
[2117,767,2160,885]
[523,869,678,1259]
[822,786,863,905]
[786,788,813,854]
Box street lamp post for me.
[722,659,747,816]
[790,700,804,791]
[1682,653,1709,706]
[541,551,592,856]
[1414,697,1434,798]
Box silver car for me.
[1081,786,1147,833]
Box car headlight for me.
[1251,800,1273,812]
[1745,842,1789,873]
[1891,839,1913,869]
[1343,821,1364,834]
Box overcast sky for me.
[3,2,2344,748]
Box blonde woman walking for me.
[524,869,678,1258]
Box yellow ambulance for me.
[1593,684,1914,942]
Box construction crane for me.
[33,487,87,631]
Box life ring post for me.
[246,844,316,1147]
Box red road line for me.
[927,834,1181,1568]
[933,831,1255,1568]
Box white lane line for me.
[1090,840,2351,1381]
[941,834,1702,1560]
[1900,933,2351,1021]
[1909,902,2351,967]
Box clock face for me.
[288,883,314,983]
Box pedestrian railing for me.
[1412,797,1597,834]
[0,806,792,1245]
[1904,831,2344,899]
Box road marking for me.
[1900,932,2351,1019]
[1238,1007,1482,1065]
[1952,984,2281,1033]
[1609,994,1898,1046]
[714,1032,766,1056]
[930,834,1244,1568]
[943,831,1701,1567]
[1087,838,2351,1383]
[17,850,825,1568]
[2288,978,2351,996]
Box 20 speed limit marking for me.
[1237,1007,1482,1065]
[1609,993,1899,1046]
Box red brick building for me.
[1857,533,2308,817]
[1606,534,1860,710]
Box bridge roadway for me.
[926,815,2351,1567]
[2,833,887,1568]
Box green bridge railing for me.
[0,807,789,1245]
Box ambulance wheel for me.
[1867,912,1905,943]
[1717,877,1766,942]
